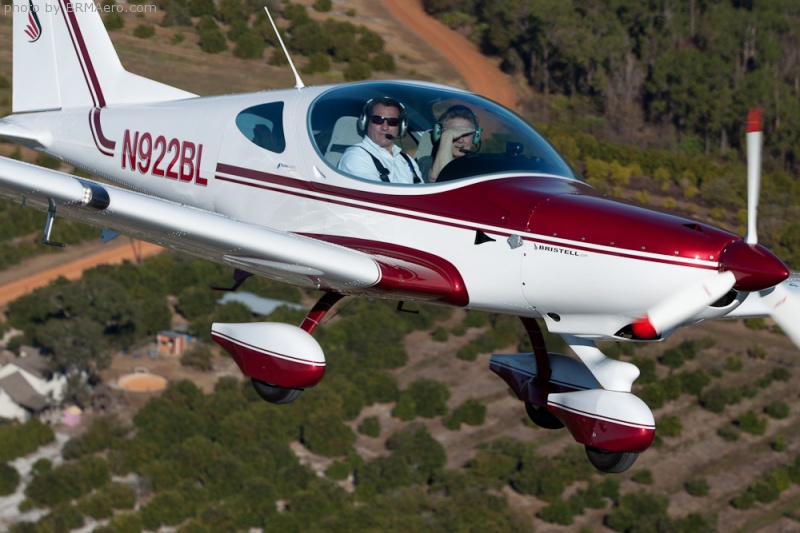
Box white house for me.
[0,347,68,422]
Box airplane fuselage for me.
[7,81,784,340]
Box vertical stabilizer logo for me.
[24,0,42,42]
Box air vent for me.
[683,223,703,232]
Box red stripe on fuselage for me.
[215,163,731,271]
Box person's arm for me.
[428,126,476,182]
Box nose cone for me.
[720,240,789,291]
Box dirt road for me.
[382,0,518,109]
[0,241,162,307]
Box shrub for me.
[431,327,449,342]
[725,356,743,372]
[303,53,330,74]
[657,414,682,438]
[234,31,266,59]
[748,345,768,359]
[189,0,215,17]
[106,481,136,509]
[104,12,124,30]
[765,401,789,419]
[456,398,487,426]
[0,463,19,495]
[343,60,371,81]
[700,385,741,413]
[0,419,55,462]
[326,460,350,480]
[313,0,332,12]
[456,344,480,361]
[685,477,709,497]
[717,424,739,441]
[737,411,767,435]
[538,498,573,525]
[392,394,416,421]
[133,24,156,39]
[180,344,214,371]
[632,469,653,485]
[404,378,450,418]
[771,435,788,452]
[198,18,227,54]
[357,416,380,437]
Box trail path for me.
[382,0,518,109]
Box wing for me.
[0,157,380,292]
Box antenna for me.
[264,6,305,90]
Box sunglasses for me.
[370,115,401,127]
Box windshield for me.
[309,81,579,184]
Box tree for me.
[234,30,266,59]
[133,24,156,39]
[34,317,109,372]
[197,17,228,54]
[0,463,19,495]
[403,378,450,418]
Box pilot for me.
[338,96,422,184]
[418,105,480,182]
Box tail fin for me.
[12,0,195,113]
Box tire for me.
[585,446,638,473]
[251,379,303,404]
[524,402,565,430]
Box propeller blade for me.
[632,271,737,339]
[760,277,800,348]
[745,108,763,245]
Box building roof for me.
[0,372,48,411]
[217,292,306,317]
[8,353,51,380]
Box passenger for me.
[338,96,422,184]
[418,105,480,182]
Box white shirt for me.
[338,136,421,184]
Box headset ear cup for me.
[432,122,442,142]
[473,126,482,145]
[357,98,374,135]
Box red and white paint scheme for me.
[0,0,798,472]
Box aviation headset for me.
[357,96,408,138]
[432,104,482,145]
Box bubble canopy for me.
[308,81,580,184]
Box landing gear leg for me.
[519,317,564,429]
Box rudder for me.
[12,0,195,113]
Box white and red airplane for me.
[1,0,798,472]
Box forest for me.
[423,0,800,168]
[1,250,799,531]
